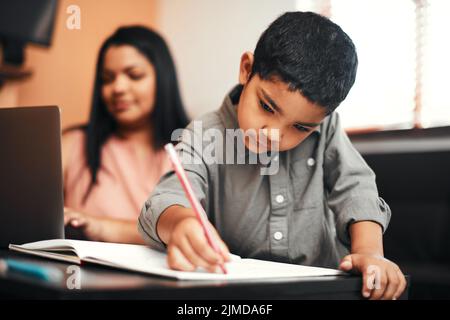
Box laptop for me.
[0,106,64,247]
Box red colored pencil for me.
[164,143,227,274]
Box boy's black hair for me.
[251,11,358,113]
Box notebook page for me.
[71,241,344,280]
[11,240,344,280]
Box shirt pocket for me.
[290,158,323,211]
[288,203,326,265]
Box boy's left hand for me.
[339,253,407,300]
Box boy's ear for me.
[238,52,254,85]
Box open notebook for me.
[9,240,345,280]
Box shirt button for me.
[307,158,315,166]
[274,231,283,240]
[275,195,284,203]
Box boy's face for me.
[237,52,328,153]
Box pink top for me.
[64,130,172,220]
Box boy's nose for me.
[261,128,281,142]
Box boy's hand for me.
[167,217,231,273]
[339,253,407,300]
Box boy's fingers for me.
[181,236,216,271]
[189,230,223,265]
[381,268,400,300]
[361,265,374,298]
[369,270,388,300]
[339,255,353,272]
[167,245,196,271]
[393,270,407,300]
[209,224,231,261]
[219,240,231,262]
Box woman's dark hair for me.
[251,11,358,113]
[80,26,189,197]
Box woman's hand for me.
[64,207,145,244]
[64,207,104,241]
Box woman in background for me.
[62,26,189,243]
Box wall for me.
[16,0,157,129]
[10,0,298,128]
[156,0,297,119]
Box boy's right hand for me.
[166,216,231,273]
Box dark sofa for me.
[349,126,450,299]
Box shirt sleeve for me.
[138,126,209,250]
[323,112,391,246]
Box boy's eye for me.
[259,100,274,114]
[293,124,310,132]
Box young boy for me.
[138,11,406,300]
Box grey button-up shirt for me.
[138,86,391,268]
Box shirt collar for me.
[218,85,241,130]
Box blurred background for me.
[1,0,450,299]
[1,0,449,131]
